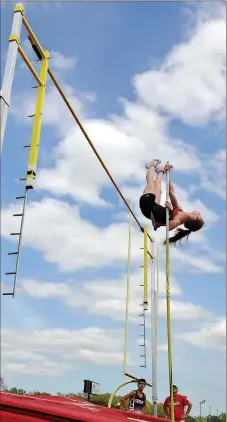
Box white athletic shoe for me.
[155,167,164,174]
[146,159,161,169]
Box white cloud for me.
[158,343,168,352]
[200,149,226,199]
[19,269,182,323]
[1,198,140,271]
[36,104,205,206]
[1,327,132,374]
[50,51,77,72]
[19,275,215,326]
[1,350,75,377]
[201,246,226,263]
[1,197,223,274]
[175,318,226,351]
[37,120,143,206]
[170,247,224,274]
[159,299,213,322]
[133,8,225,126]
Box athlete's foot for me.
[146,159,161,169]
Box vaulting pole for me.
[165,163,174,422]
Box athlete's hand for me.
[165,201,173,210]
[182,415,187,420]
[164,163,173,172]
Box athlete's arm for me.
[169,212,190,231]
[120,391,135,411]
[169,181,182,210]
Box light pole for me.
[199,400,206,421]
[207,406,212,422]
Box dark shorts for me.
[139,193,170,224]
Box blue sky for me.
[1,1,226,417]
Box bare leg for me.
[155,163,173,204]
[154,170,165,204]
[142,165,156,195]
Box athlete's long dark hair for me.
[164,218,204,246]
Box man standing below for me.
[120,378,147,414]
[163,385,192,421]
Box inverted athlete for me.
[139,159,204,245]
[120,378,147,414]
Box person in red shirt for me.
[163,385,192,421]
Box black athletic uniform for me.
[140,193,175,225]
[129,390,146,414]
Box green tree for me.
[218,413,226,422]
[208,416,225,422]
[70,392,89,400]
[0,377,7,391]
[87,393,115,408]
[195,417,208,422]
[9,387,26,395]
[186,416,196,422]
[157,402,166,418]
[9,387,19,394]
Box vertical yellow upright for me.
[155,245,160,370]
[143,226,148,310]
[26,50,49,189]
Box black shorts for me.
[139,193,170,224]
